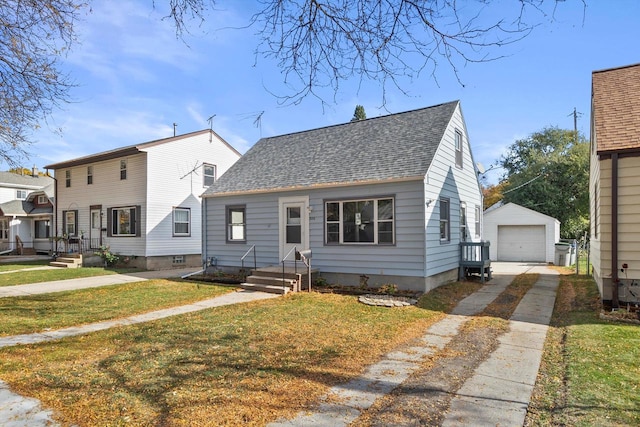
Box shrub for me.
[94,245,119,267]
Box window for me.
[173,207,191,236]
[87,166,93,185]
[37,195,48,205]
[0,219,8,240]
[16,190,27,200]
[440,198,450,242]
[65,170,71,187]
[475,205,481,237]
[120,159,127,180]
[455,130,463,168]
[325,197,394,245]
[173,255,185,264]
[460,202,467,242]
[226,206,246,242]
[35,220,50,239]
[109,206,138,236]
[63,210,78,236]
[203,163,216,187]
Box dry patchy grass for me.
[0,291,452,426]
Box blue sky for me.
[26,1,640,184]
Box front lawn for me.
[0,259,50,272]
[0,279,231,337]
[0,266,129,287]
[0,287,467,426]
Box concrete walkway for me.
[0,263,558,426]
[270,262,558,426]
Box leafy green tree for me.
[351,105,366,122]
[499,127,589,239]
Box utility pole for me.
[569,108,581,144]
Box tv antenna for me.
[207,114,216,142]
[180,161,202,193]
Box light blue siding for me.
[205,180,427,276]
[424,104,483,277]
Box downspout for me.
[202,196,208,271]
[48,169,58,256]
[611,153,619,308]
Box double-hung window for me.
[0,219,8,239]
[325,197,394,245]
[63,210,78,237]
[455,130,463,168]
[65,170,71,188]
[440,198,450,242]
[173,207,190,236]
[16,190,27,200]
[37,195,48,205]
[35,220,50,239]
[460,202,467,242]
[475,205,481,237]
[120,160,127,180]
[109,206,138,236]
[226,206,246,242]
[87,166,93,185]
[203,164,216,187]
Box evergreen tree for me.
[351,105,366,122]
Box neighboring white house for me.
[201,101,484,292]
[483,202,560,263]
[0,170,54,254]
[45,129,241,269]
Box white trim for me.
[278,195,309,260]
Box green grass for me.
[0,267,126,287]
[527,274,640,426]
[0,279,231,336]
[0,259,50,272]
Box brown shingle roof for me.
[592,63,640,152]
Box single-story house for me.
[201,101,484,292]
[483,202,559,263]
[590,63,640,306]
[45,129,241,269]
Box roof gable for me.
[204,101,459,196]
[44,129,240,170]
[592,63,640,152]
[484,202,559,224]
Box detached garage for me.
[484,203,560,263]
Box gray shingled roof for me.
[203,101,459,196]
[0,172,53,188]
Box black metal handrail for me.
[240,245,256,280]
[281,246,298,293]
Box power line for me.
[502,174,544,195]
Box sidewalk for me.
[0,263,558,426]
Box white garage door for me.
[497,225,546,262]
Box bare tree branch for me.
[0,0,87,166]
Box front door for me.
[279,197,309,261]
[90,207,102,249]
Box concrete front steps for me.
[239,266,317,295]
[50,253,83,268]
